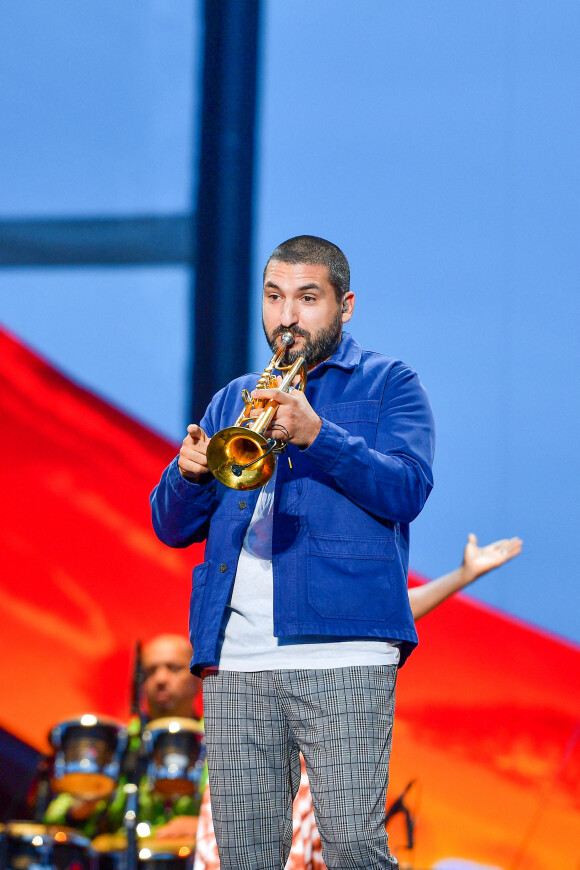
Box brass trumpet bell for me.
[206,426,276,491]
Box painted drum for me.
[0,822,96,870]
[92,834,195,870]
[49,715,128,800]
[142,718,205,798]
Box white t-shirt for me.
[218,471,400,670]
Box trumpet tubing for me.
[206,333,307,491]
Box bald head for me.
[143,634,192,663]
[142,634,201,719]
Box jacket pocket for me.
[319,400,379,441]
[306,532,397,620]
[189,562,208,643]
[320,400,379,423]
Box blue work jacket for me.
[150,333,435,672]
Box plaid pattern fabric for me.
[193,756,327,870]
[202,666,398,870]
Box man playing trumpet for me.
[151,235,436,869]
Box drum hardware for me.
[32,755,53,822]
[124,783,139,870]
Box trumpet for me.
[206,332,307,490]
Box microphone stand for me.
[123,640,146,870]
[32,755,52,822]
[385,779,416,853]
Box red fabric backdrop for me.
[0,326,203,748]
[1,326,578,868]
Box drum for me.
[142,718,205,798]
[0,822,95,870]
[92,834,194,870]
[49,715,128,800]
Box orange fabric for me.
[388,577,580,869]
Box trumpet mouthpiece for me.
[281,331,294,346]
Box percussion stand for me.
[32,755,52,822]
[123,783,139,870]
[123,640,146,870]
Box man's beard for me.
[264,308,343,368]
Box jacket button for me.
[219,563,227,573]
[238,500,247,510]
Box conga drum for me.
[142,718,205,798]
[49,714,128,800]
[0,822,96,869]
[92,834,195,870]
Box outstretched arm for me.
[408,533,523,621]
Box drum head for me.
[55,770,114,799]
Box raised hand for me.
[153,815,198,840]
[178,424,210,481]
[408,532,523,620]
[462,533,523,585]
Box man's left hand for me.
[154,816,198,840]
[462,533,523,585]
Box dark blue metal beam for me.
[0,216,194,266]
[191,0,262,421]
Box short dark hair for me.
[264,235,350,303]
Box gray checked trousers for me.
[202,666,399,870]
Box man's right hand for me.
[178,424,210,481]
